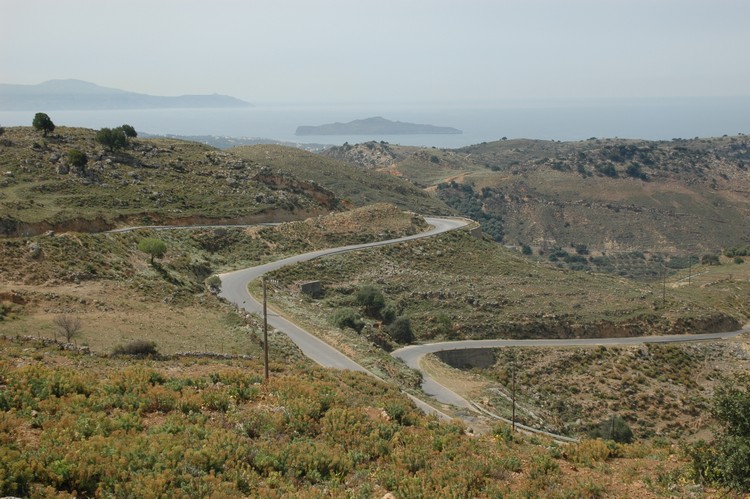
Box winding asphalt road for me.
[217,217,470,372]
[217,215,748,427]
[392,329,750,411]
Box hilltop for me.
[0,125,454,237]
[0,79,251,110]
[0,126,339,237]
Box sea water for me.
[1,97,748,148]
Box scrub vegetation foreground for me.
[0,337,719,498]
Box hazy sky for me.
[2,0,749,103]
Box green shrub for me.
[499,455,522,472]
[529,453,559,479]
[595,164,618,178]
[205,275,222,290]
[588,415,633,443]
[387,317,414,344]
[381,305,398,325]
[356,285,385,318]
[689,375,750,491]
[120,124,137,138]
[434,313,453,338]
[96,127,128,152]
[112,340,159,357]
[330,308,364,333]
[65,149,88,169]
[701,254,720,266]
[493,424,515,444]
[724,245,750,257]
[626,162,648,180]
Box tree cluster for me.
[436,181,505,242]
[724,245,750,257]
[701,253,720,266]
[330,284,413,344]
[96,124,137,152]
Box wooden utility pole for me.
[511,348,516,433]
[263,276,269,381]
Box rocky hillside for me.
[231,144,451,215]
[322,136,750,255]
[0,126,340,236]
[265,228,746,345]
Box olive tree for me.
[120,124,137,138]
[138,237,167,264]
[32,112,55,136]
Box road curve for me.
[392,327,750,411]
[217,217,471,371]
[216,215,748,430]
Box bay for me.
[1,97,748,148]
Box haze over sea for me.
[2,97,749,149]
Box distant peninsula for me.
[0,79,252,111]
[295,116,462,135]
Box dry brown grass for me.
[0,281,258,355]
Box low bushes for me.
[112,340,159,357]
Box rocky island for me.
[295,116,462,135]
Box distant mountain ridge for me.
[0,79,251,110]
[296,116,462,135]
